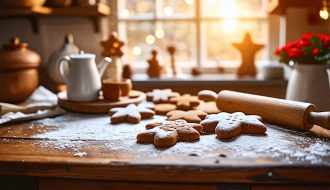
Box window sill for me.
[132,74,287,98]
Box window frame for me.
[111,0,270,69]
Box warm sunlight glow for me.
[120,9,130,18]
[155,28,165,39]
[185,0,194,5]
[146,34,156,44]
[133,46,142,55]
[221,19,238,35]
[218,0,238,35]
[164,6,174,16]
[218,0,238,18]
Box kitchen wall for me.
[0,17,112,67]
[0,7,328,68]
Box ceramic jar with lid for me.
[47,33,79,84]
[0,37,41,103]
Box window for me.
[117,0,269,69]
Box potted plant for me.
[276,33,330,111]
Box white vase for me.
[286,64,330,111]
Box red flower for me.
[299,39,310,46]
[317,33,330,46]
[312,48,320,56]
[301,33,312,41]
[286,41,302,58]
[275,32,330,64]
[275,46,286,55]
[300,33,312,46]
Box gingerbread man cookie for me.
[200,112,267,139]
[167,110,208,123]
[137,120,203,147]
[198,90,218,102]
[146,89,180,104]
[109,104,155,124]
[169,94,200,110]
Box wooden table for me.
[0,113,329,190]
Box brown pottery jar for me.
[0,37,40,103]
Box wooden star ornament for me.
[100,32,124,58]
[232,32,264,77]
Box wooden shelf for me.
[268,0,322,14]
[0,4,111,33]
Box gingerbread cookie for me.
[153,103,177,115]
[137,120,203,147]
[169,94,200,110]
[146,89,179,103]
[194,102,220,114]
[109,104,155,124]
[198,90,218,102]
[200,112,267,139]
[167,110,208,123]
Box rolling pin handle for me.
[308,112,330,130]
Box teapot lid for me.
[70,51,96,59]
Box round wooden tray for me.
[58,90,146,114]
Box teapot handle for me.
[58,56,71,84]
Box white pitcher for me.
[286,64,330,111]
[58,53,111,102]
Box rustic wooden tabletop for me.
[0,112,329,184]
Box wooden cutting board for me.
[58,90,146,114]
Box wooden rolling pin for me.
[216,90,330,131]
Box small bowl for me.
[102,79,132,101]
[260,64,284,80]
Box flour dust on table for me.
[31,113,330,165]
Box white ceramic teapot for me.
[58,52,111,102]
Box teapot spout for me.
[97,57,112,78]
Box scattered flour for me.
[74,152,87,158]
[30,113,330,165]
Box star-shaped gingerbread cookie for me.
[169,94,200,110]
[167,110,208,123]
[109,104,155,124]
[100,33,124,58]
[146,89,179,103]
[137,120,203,147]
[200,112,267,139]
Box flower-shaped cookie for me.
[109,104,155,124]
[146,89,179,103]
[169,94,200,110]
[137,120,203,147]
[200,112,267,139]
[167,110,208,123]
